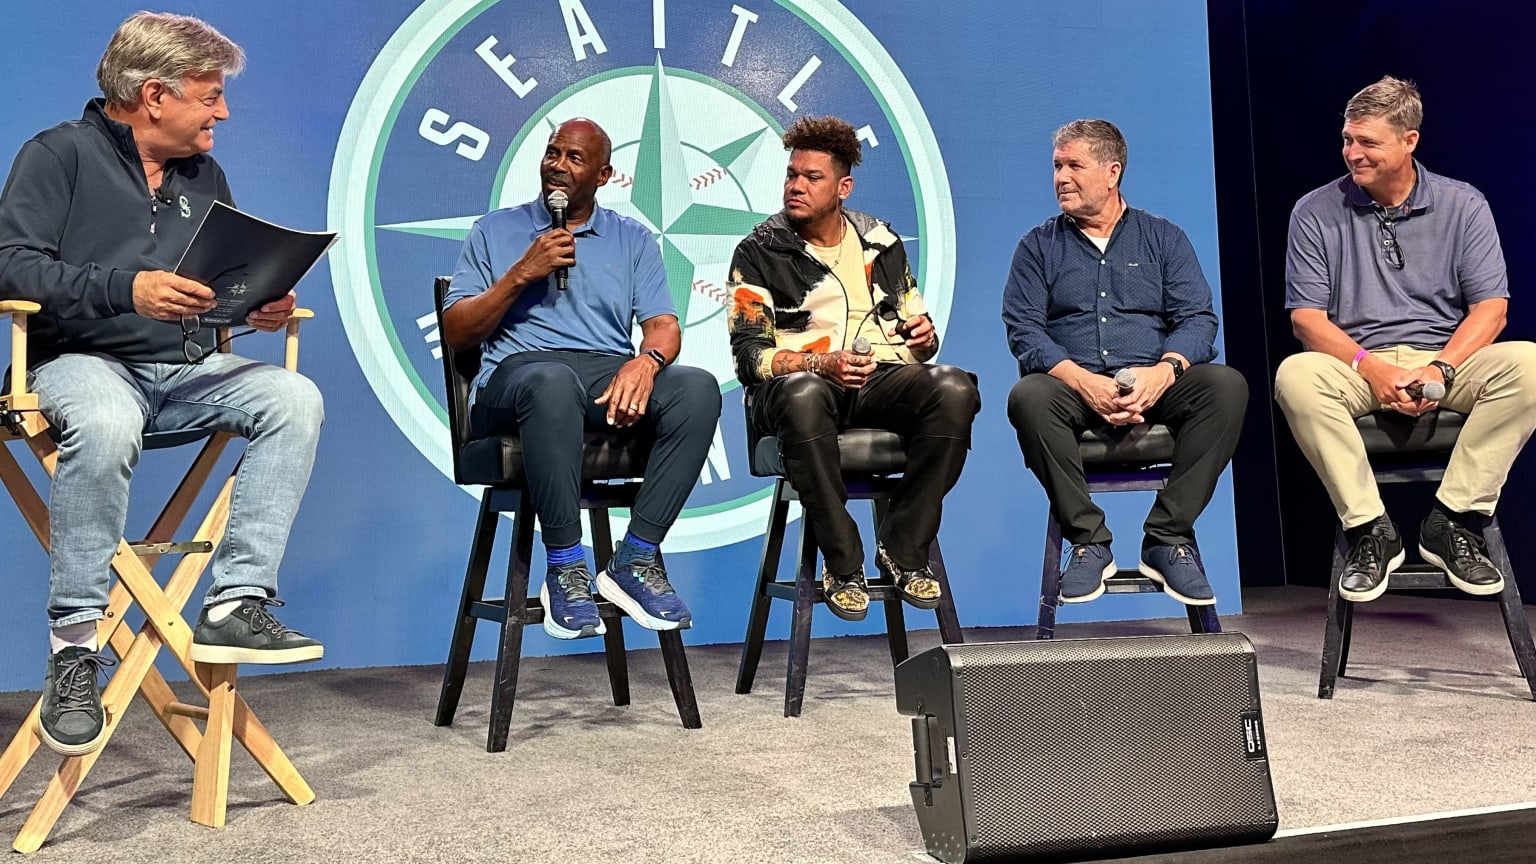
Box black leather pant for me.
[749,363,980,575]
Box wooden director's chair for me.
[0,300,315,852]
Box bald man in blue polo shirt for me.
[1004,119,1248,609]
[443,118,721,640]
[1276,77,1536,604]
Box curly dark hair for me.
[782,116,862,176]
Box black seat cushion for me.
[1077,423,1176,468]
[457,430,653,487]
[1356,409,1466,456]
[750,428,909,478]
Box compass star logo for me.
[328,0,954,552]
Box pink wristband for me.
[1351,349,1370,372]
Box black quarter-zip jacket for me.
[0,99,230,364]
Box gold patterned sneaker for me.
[876,545,942,610]
[822,565,870,621]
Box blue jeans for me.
[29,352,324,628]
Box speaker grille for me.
[954,636,1275,857]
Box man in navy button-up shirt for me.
[1002,119,1247,608]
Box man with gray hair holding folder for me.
[0,11,324,758]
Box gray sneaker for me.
[189,599,324,665]
[38,646,114,756]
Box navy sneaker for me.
[1139,543,1216,606]
[1060,543,1115,603]
[540,561,605,639]
[38,646,114,756]
[597,549,692,630]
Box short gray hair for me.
[1052,119,1128,183]
[1344,76,1422,136]
[97,12,245,106]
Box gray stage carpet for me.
[2,586,1534,863]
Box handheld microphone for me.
[1114,368,1137,396]
[547,190,570,291]
[841,336,874,425]
[1407,380,1446,401]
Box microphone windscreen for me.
[1421,380,1446,401]
[1113,368,1137,393]
[547,189,569,211]
[851,336,872,355]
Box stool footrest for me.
[164,701,211,721]
[127,540,214,556]
[1104,572,1163,594]
[1387,566,1452,589]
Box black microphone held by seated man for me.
[547,189,570,290]
[1407,380,1446,401]
[1114,368,1137,396]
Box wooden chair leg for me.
[738,484,790,694]
[191,664,237,828]
[657,630,703,729]
[488,497,534,753]
[784,516,819,718]
[590,508,630,707]
[1037,515,1065,640]
[436,493,497,727]
[1484,517,1536,700]
[928,538,964,645]
[1319,528,1351,699]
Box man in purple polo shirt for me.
[1275,76,1536,603]
[444,118,721,640]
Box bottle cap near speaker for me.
[895,634,1279,862]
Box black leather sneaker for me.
[1419,508,1504,596]
[1338,515,1404,603]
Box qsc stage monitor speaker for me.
[895,634,1278,863]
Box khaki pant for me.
[1275,342,1536,529]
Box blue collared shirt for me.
[1002,205,1219,376]
[446,199,674,389]
[1285,160,1508,350]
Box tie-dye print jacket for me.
[726,208,929,385]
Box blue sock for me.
[548,543,584,569]
[613,532,658,570]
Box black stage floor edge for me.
[1086,807,1536,864]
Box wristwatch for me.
[1160,356,1186,380]
[643,348,668,370]
[1429,359,1456,387]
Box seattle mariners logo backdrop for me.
[328,0,955,552]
